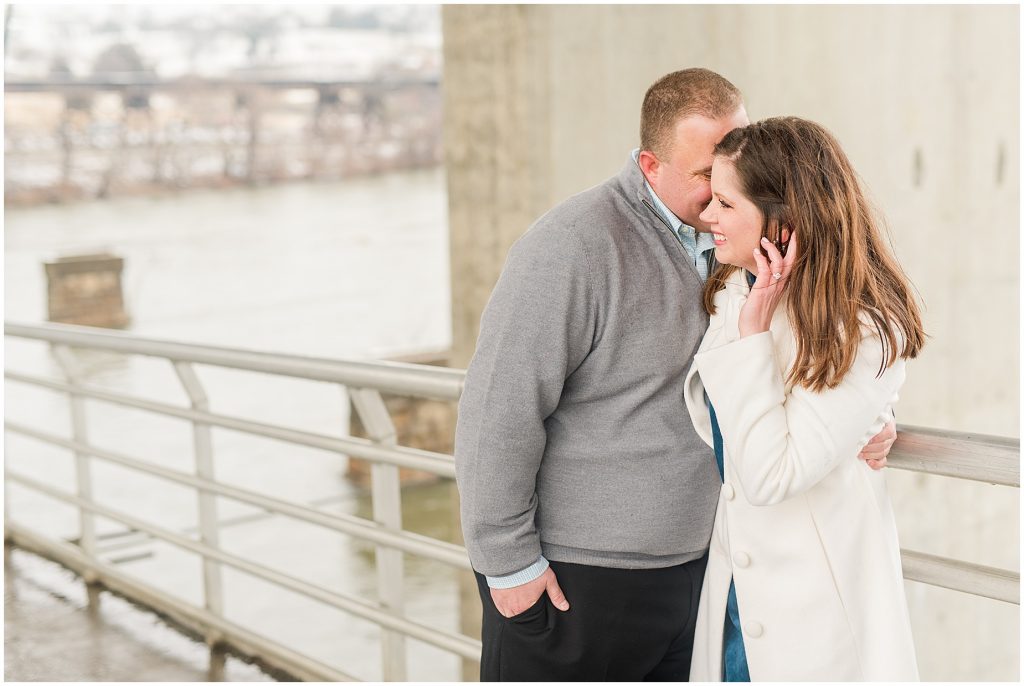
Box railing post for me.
[51,345,97,564]
[3,470,11,543]
[349,387,407,681]
[172,361,225,620]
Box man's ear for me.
[637,150,660,183]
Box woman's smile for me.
[698,158,765,272]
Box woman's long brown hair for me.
[703,117,926,392]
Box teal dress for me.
[704,269,755,682]
[708,400,751,682]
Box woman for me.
[684,117,925,681]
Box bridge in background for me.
[4,74,442,203]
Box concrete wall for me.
[443,5,1018,680]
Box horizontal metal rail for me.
[901,549,1019,605]
[5,471,482,661]
[887,424,1019,487]
[5,520,357,683]
[5,371,457,478]
[5,321,464,401]
[4,421,471,570]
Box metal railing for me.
[4,320,1020,681]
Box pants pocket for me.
[505,594,548,627]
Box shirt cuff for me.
[485,556,549,589]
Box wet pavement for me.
[3,545,279,682]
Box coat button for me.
[733,551,751,568]
[722,484,735,500]
[744,621,764,638]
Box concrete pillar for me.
[235,89,263,184]
[59,93,92,191]
[309,87,339,179]
[442,4,1018,681]
[443,5,557,370]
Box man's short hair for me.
[640,68,743,158]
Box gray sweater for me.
[455,156,721,576]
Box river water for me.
[4,168,468,681]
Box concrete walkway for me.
[4,545,277,682]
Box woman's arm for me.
[695,328,904,506]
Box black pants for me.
[475,556,708,681]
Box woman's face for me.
[698,157,764,272]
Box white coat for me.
[684,269,919,681]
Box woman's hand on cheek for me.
[738,231,797,338]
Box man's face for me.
[646,107,750,231]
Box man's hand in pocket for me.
[491,567,570,618]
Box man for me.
[454,68,894,681]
